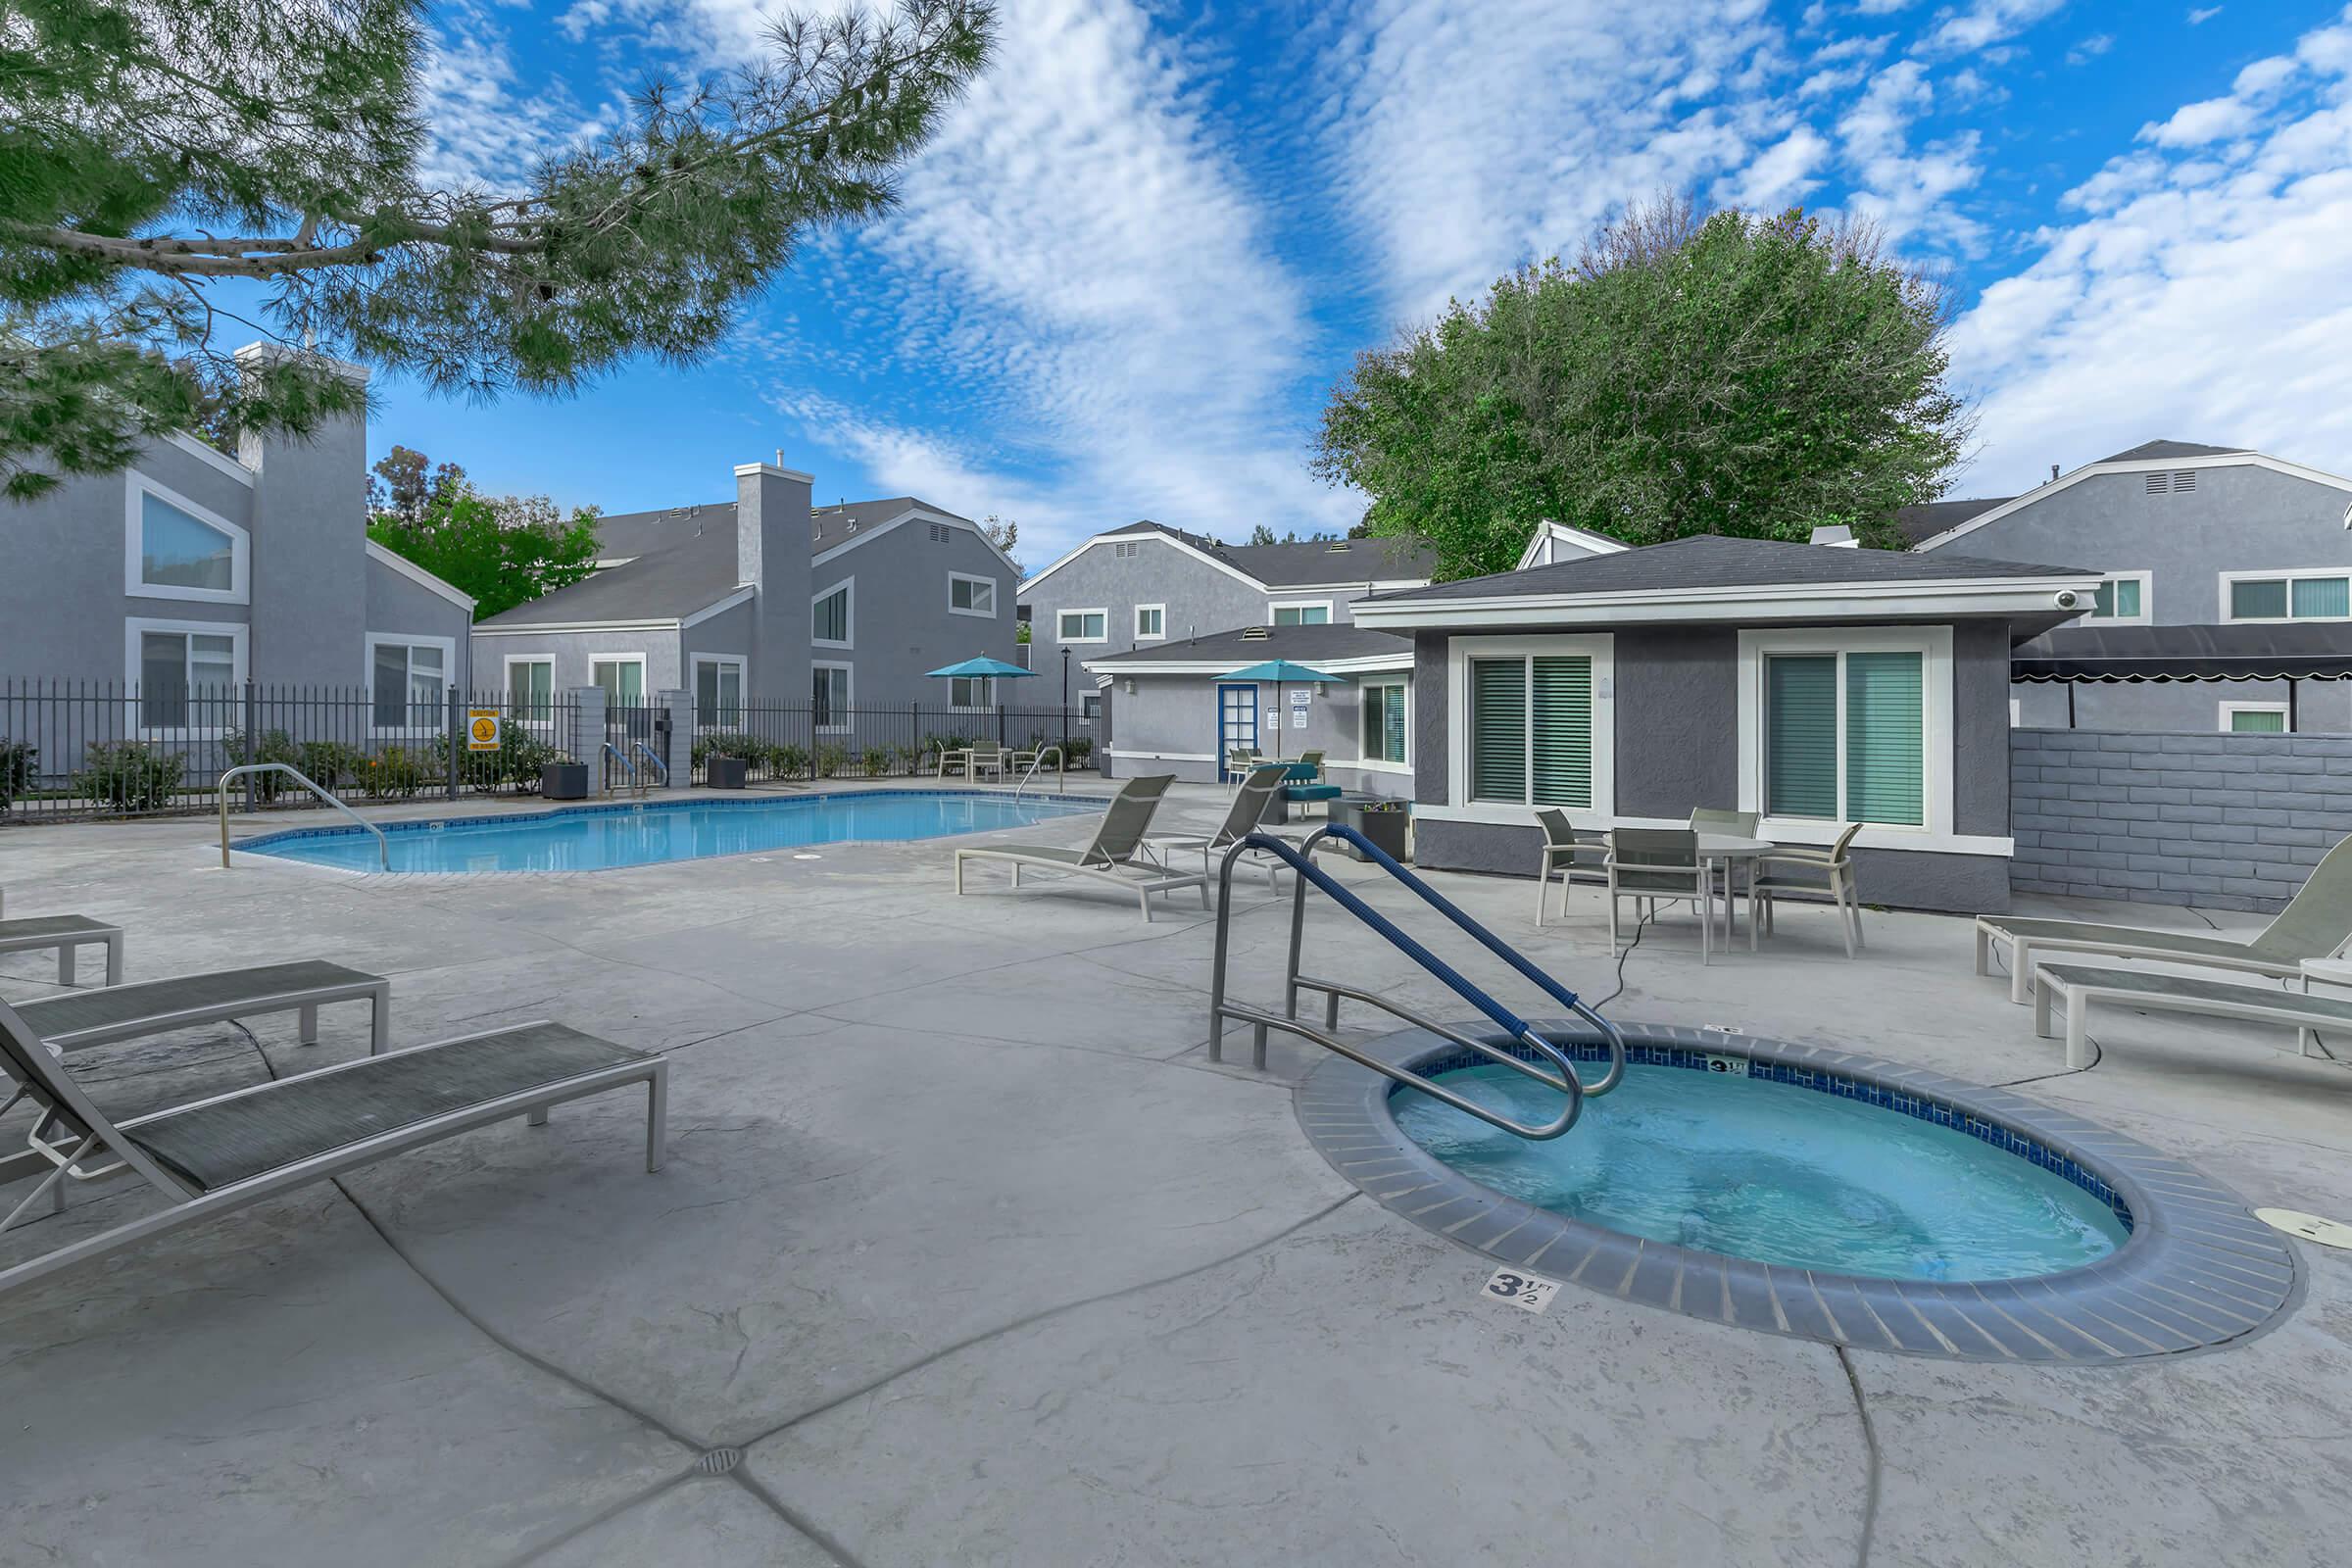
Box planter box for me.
[1340,801,1411,862]
[706,756,749,790]
[541,761,590,801]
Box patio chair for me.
[1533,808,1608,927]
[10,959,392,1058]
[1153,764,1304,895]
[1976,832,2352,1003]
[1690,808,1760,835]
[1605,828,1711,965]
[1226,746,1262,790]
[0,997,665,1298]
[966,744,1009,783]
[0,914,124,987]
[952,774,1208,922]
[1750,822,1865,957]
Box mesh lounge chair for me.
[0,997,666,1298]
[1606,828,1712,965]
[12,960,391,1058]
[1153,764,1304,894]
[1977,833,2352,1003]
[953,774,1207,921]
[0,914,123,987]
[1750,822,1865,957]
[1533,808,1607,927]
[2031,960,2352,1069]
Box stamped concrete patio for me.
[4,781,2351,1566]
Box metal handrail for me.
[1010,746,1064,801]
[600,742,638,798]
[1206,825,1627,1141]
[630,740,668,786]
[219,763,389,871]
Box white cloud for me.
[2066,33,2114,66]
[1915,0,2066,58]
[2187,6,2223,24]
[2139,94,2261,146]
[1718,123,1834,209]
[416,1,615,189]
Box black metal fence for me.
[0,680,581,823]
[686,704,1098,785]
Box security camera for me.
[2054,590,2081,610]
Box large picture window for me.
[508,659,555,722]
[694,657,744,727]
[812,662,852,731]
[592,657,646,708]
[1740,628,1949,836]
[1468,655,1592,807]
[1360,679,1408,766]
[1057,609,1107,642]
[125,476,248,604]
[2224,570,2352,622]
[130,620,243,729]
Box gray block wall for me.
[2012,727,2352,911]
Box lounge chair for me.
[12,959,391,1057]
[1533,808,1608,927]
[2032,961,2352,1068]
[1153,764,1304,893]
[1750,822,1865,957]
[0,996,665,1298]
[953,774,1207,921]
[0,915,123,986]
[1606,828,1712,965]
[1977,833,2352,1003]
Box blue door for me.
[1216,683,1258,779]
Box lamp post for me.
[1060,647,1070,753]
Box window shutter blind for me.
[1470,660,1527,803]
[1765,656,1837,817]
[1530,656,1592,808]
[1844,652,1924,826]
[2113,578,2141,617]
[2231,710,2287,733]
[2292,577,2350,618]
[2231,579,2287,619]
[1383,686,1407,763]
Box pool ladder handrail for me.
[1207,825,1626,1141]
[600,742,639,798]
[630,740,668,788]
[219,763,389,871]
[1010,746,1064,802]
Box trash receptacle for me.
[1341,800,1410,862]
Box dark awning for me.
[2013,623,2352,683]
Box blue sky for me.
[379,0,2352,564]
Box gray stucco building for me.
[1903,440,2352,733]
[470,471,1019,728]
[0,343,476,732]
[1351,535,2100,912]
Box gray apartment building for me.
[1904,440,2352,733]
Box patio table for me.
[1695,833,1774,942]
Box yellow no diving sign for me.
[466,710,503,752]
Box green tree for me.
[1247,523,1278,546]
[980,512,1021,574]
[1313,197,1973,579]
[365,449,601,620]
[0,0,995,499]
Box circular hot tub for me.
[1297,1022,2298,1363]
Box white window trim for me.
[124,472,250,605]
[1735,625,1953,840]
[2221,701,2290,733]
[365,632,459,738]
[504,655,557,726]
[811,660,855,732]
[1269,599,1335,626]
[1134,603,1167,641]
[1355,675,1412,774]
[2219,567,2352,623]
[590,654,650,710]
[691,654,748,729]
[947,571,998,619]
[122,616,248,736]
[1445,634,1616,815]
[1057,607,1109,645]
[812,577,856,649]
[2085,569,2153,625]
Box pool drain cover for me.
[2255,1208,2352,1250]
[695,1447,744,1475]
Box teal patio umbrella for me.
[924,656,1037,680]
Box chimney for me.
[735,458,813,709]
[2050,464,2060,483]
[232,342,373,686]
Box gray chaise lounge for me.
[1152,764,1303,893]
[0,999,666,1298]
[12,959,391,1057]
[1977,834,2352,1003]
[2033,961,2352,1067]
[953,774,1206,921]
[0,915,124,986]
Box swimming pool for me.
[239,790,1105,873]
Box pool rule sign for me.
[466,710,502,751]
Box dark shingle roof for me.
[1894,497,2012,545]
[1086,621,1408,665]
[1105,520,1435,586]
[2098,439,2247,464]
[1362,533,2095,606]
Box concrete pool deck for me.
[3,780,2351,1565]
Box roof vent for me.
[1325,540,1349,553]
[2175,469,2198,493]
[1240,626,1270,641]
[1809,524,1858,548]
[2146,472,2171,495]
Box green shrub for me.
[889,743,918,775]
[812,742,848,779]
[297,739,368,790]
[367,748,428,798]
[693,731,760,768]
[765,742,808,779]
[1063,736,1094,765]
[0,740,35,812]
[223,728,301,801]
[859,746,889,777]
[74,740,185,812]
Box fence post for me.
[242,680,259,812]
[566,687,607,793]
[658,689,692,787]
[445,685,462,800]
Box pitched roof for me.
[1361,533,2095,606]
[590,496,969,563]
[1085,621,1408,666]
[1893,497,2012,546]
[1028,520,1437,591]
[2098,439,2248,465]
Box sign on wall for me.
[1288,688,1312,708]
[466,710,503,752]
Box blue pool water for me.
[242,790,1104,873]
[1392,1062,2129,1282]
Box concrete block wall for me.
[2011,728,2352,911]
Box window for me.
[693,657,744,727]
[2223,703,2289,734]
[1082,693,1101,725]
[1058,609,1107,642]
[508,658,555,722]
[948,572,996,617]
[592,657,645,708]
[368,636,453,731]
[950,675,994,708]
[1469,656,1592,807]
[125,477,248,604]
[128,619,242,730]
[1271,602,1331,626]
[812,580,854,647]
[1114,541,1140,559]
[2085,572,2150,623]
[1761,650,1925,826]
[1134,604,1165,640]
[1359,679,1409,766]
[812,662,852,730]
[2225,570,2352,621]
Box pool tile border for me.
[1296,1020,2299,1364]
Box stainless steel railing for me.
[219,763,389,870]
[1010,746,1064,801]
[600,742,638,798]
